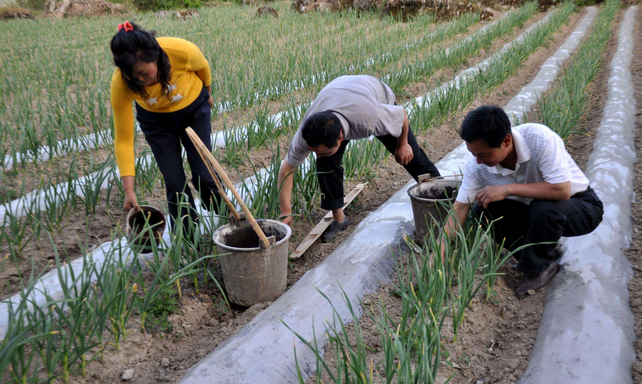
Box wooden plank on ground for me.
[289,183,367,260]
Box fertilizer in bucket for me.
[219,221,287,249]
[213,219,291,306]
[407,179,460,244]
[126,205,166,252]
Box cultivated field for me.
[1,0,641,383]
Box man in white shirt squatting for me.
[278,75,440,241]
[444,105,603,299]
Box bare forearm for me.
[505,181,571,201]
[122,175,135,192]
[278,161,296,216]
[439,201,469,261]
[397,109,410,147]
[444,201,470,238]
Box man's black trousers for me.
[136,86,222,231]
[316,126,440,210]
[473,187,604,275]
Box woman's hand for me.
[121,176,139,212]
[206,85,214,108]
[123,190,140,212]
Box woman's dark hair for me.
[459,105,511,148]
[110,22,171,99]
[301,111,342,148]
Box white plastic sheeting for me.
[520,6,638,384]
[178,8,598,384]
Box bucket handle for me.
[185,127,272,249]
[260,235,277,249]
[417,173,462,184]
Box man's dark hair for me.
[301,111,342,148]
[110,22,172,99]
[459,105,511,148]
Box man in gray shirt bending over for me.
[278,75,440,241]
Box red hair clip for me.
[118,21,133,33]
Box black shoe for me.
[515,262,560,299]
[512,244,562,272]
[553,243,563,260]
[322,218,350,242]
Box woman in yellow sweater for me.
[110,21,221,232]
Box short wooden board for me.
[289,183,367,260]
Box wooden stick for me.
[185,128,271,248]
[189,139,242,221]
[289,183,367,260]
[417,173,462,183]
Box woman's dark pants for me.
[136,87,222,234]
[472,188,604,275]
[316,126,440,210]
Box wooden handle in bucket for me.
[185,127,272,249]
[417,173,462,183]
[184,131,241,221]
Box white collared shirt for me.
[456,123,589,205]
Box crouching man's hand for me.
[475,185,509,208]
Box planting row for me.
[0,2,568,301]
[0,3,581,382]
[0,3,543,286]
[290,2,624,382]
[0,5,479,169]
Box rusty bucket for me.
[213,219,291,306]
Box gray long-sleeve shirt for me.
[285,75,406,167]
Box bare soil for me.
[624,10,642,384]
[43,0,127,17]
[0,190,125,298]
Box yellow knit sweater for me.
[110,37,211,177]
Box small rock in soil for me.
[476,380,486,384]
[206,317,220,327]
[527,289,536,296]
[122,369,134,381]
[92,371,104,380]
[161,357,170,367]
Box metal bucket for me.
[407,179,460,244]
[213,219,291,307]
[126,205,166,253]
